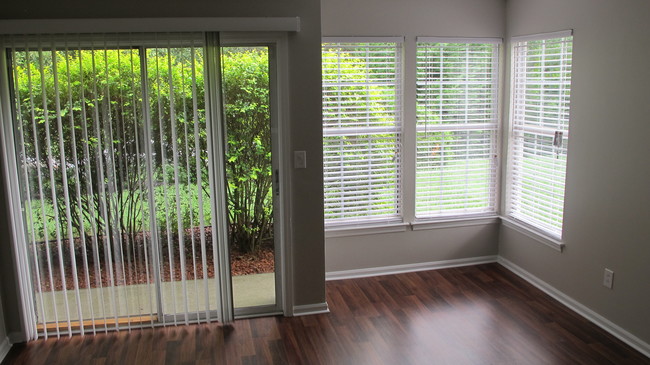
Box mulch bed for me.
[33,228,274,292]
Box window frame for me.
[321,36,505,235]
[0,30,295,340]
[414,37,502,221]
[321,37,404,229]
[505,30,573,244]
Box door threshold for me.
[37,315,158,331]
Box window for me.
[321,38,402,226]
[507,31,573,238]
[415,38,501,218]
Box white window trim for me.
[325,222,409,238]
[321,37,405,228]
[510,30,572,43]
[413,37,502,219]
[411,214,499,231]
[500,217,564,252]
[416,36,503,44]
[322,36,404,44]
[321,36,506,235]
[325,215,501,238]
[505,30,573,242]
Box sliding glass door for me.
[3,33,233,337]
[221,44,281,316]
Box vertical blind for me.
[508,32,573,238]
[321,39,402,226]
[415,38,500,218]
[4,32,230,338]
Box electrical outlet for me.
[603,268,614,289]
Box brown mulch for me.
[33,230,274,292]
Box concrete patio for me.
[36,273,275,325]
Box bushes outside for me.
[13,45,272,257]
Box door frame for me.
[0,31,294,341]
[220,32,292,318]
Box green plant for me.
[222,47,273,253]
[14,45,273,257]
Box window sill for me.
[324,222,408,238]
[324,215,501,238]
[411,215,500,231]
[500,217,565,252]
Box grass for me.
[416,158,493,215]
[324,157,495,220]
[324,152,564,226]
[29,154,564,239]
[25,183,213,244]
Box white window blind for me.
[415,38,500,218]
[508,32,573,238]
[322,39,402,226]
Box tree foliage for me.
[12,45,272,255]
[222,48,272,253]
[321,46,401,221]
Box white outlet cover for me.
[603,268,614,289]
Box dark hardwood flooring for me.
[3,263,649,364]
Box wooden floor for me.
[3,264,649,364]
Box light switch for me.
[294,150,307,169]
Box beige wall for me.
[0,0,325,336]
[500,0,650,344]
[327,225,500,273]
[321,0,506,273]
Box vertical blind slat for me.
[12,45,49,339]
[140,44,162,329]
[53,47,86,335]
[153,45,177,325]
[166,41,190,325]
[63,45,96,335]
[39,47,72,338]
[192,44,212,321]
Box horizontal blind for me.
[508,33,573,237]
[415,40,500,218]
[322,41,402,226]
[5,33,227,338]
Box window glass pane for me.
[415,41,499,218]
[509,35,573,237]
[322,41,401,226]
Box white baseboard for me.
[498,256,650,359]
[292,302,330,316]
[0,337,11,363]
[326,255,498,281]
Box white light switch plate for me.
[294,150,307,169]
